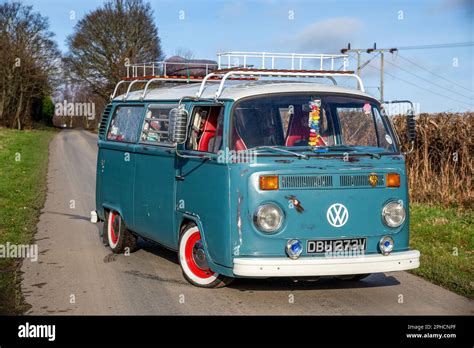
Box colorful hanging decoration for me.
[363,102,372,115]
[308,99,322,147]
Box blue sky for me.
[18,0,474,112]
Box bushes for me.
[41,96,55,125]
[392,113,473,209]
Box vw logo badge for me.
[327,203,349,227]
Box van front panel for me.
[229,155,409,259]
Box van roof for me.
[113,80,378,102]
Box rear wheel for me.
[178,223,233,288]
[106,210,137,254]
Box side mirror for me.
[168,106,188,144]
[406,108,416,142]
[382,100,416,154]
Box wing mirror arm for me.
[404,105,416,155]
[383,100,416,156]
[168,104,212,161]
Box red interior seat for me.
[198,107,219,152]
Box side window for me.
[373,108,395,151]
[107,105,143,143]
[186,105,224,153]
[337,106,378,147]
[140,104,176,145]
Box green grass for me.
[409,204,473,298]
[0,128,55,314]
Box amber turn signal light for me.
[259,175,279,190]
[386,173,400,187]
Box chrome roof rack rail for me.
[110,59,220,101]
[195,68,364,99]
[217,51,348,71]
[123,79,148,100]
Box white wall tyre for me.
[178,224,233,288]
[106,210,137,254]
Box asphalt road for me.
[21,129,473,315]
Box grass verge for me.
[0,128,55,314]
[409,204,473,298]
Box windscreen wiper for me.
[252,146,309,160]
[311,146,382,159]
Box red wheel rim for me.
[184,231,214,279]
[110,212,118,244]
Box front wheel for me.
[178,224,233,288]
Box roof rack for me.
[196,68,364,99]
[111,51,364,101]
[110,60,220,100]
[216,51,348,71]
[126,60,219,79]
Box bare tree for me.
[0,2,60,129]
[173,48,195,60]
[64,0,163,102]
[53,81,105,130]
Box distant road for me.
[21,129,473,315]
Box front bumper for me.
[233,250,420,277]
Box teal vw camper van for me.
[92,52,420,287]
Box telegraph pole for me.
[380,50,384,100]
[341,43,397,101]
[356,50,361,76]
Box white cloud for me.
[279,17,364,54]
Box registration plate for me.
[307,238,367,254]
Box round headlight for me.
[382,200,406,228]
[379,236,394,255]
[253,203,284,233]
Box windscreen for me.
[231,94,396,152]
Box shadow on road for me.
[44,211,91,222]
[133,239,401,291]
[138,238,179,265]
[228,273,400,292]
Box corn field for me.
[392,112,473,209]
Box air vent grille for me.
[281,175,333,189]
[340,174,385,187]
[98,104,113,139]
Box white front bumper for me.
[233,250,420,277]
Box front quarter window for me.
[338,103,395,151]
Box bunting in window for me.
[308,99,322,147]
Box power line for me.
[396,42,474,50]
[396,54,473,93]
[356,56,473,107]
[383,58,473,101]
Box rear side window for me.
[140,104,176,146]
[107,105,143,143]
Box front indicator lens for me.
[382,200,406,228]
[386,173,400,187]
[259,175,279,190]
[254,204,284,233]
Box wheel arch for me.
[176,212,234,277]
[102,204,124,220]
